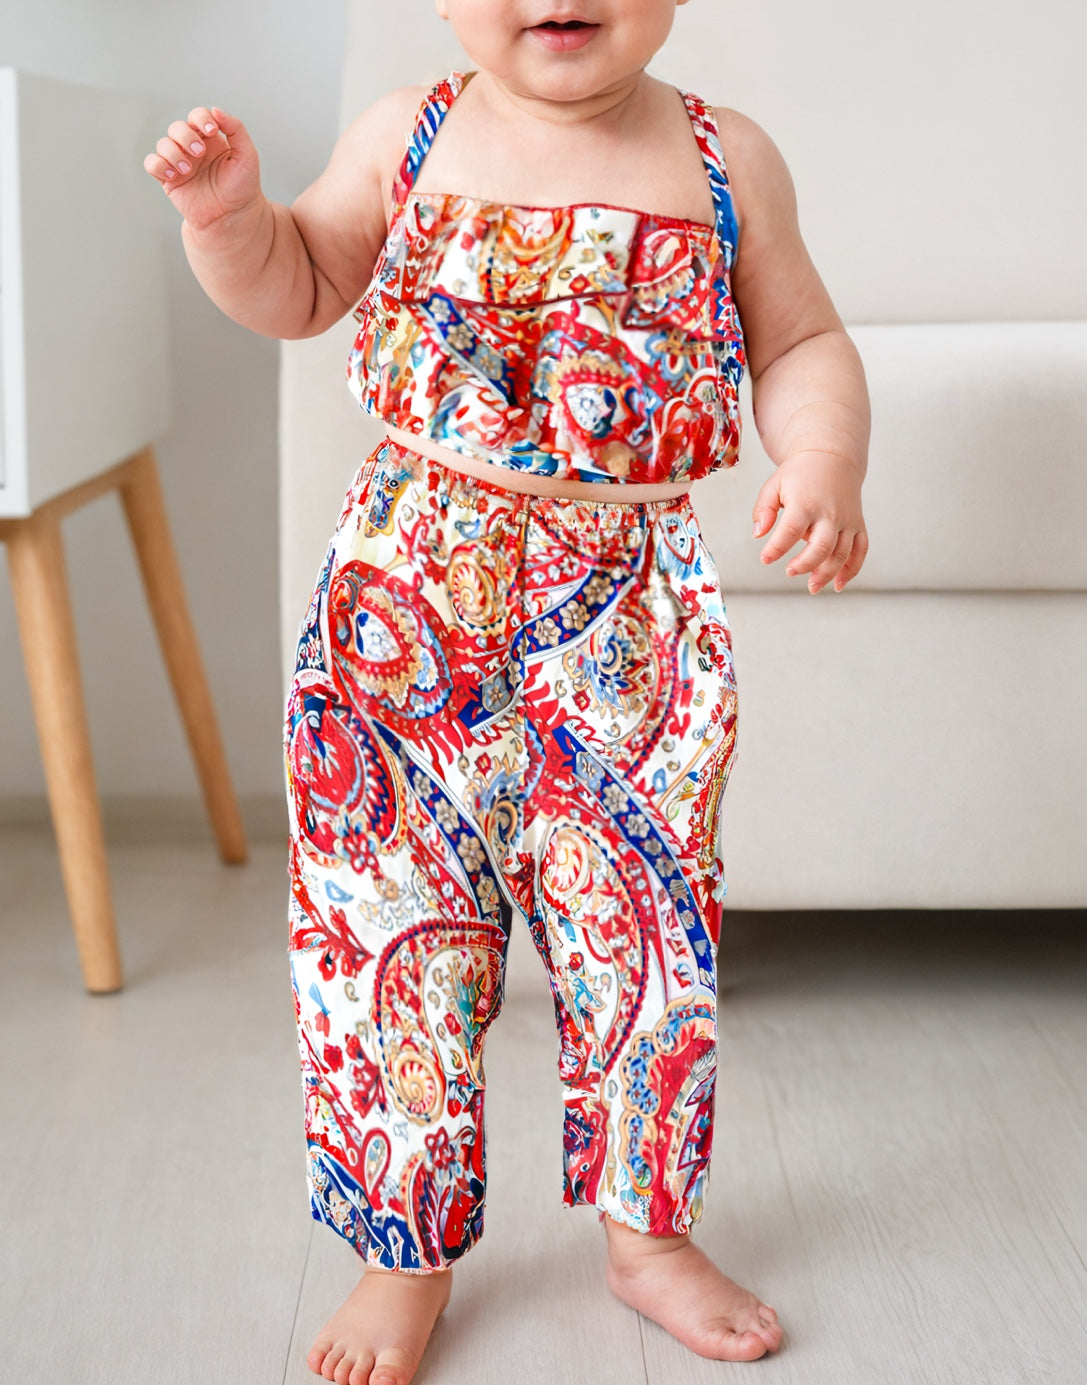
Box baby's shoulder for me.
[335,84,432,212]
[340,84,432,162]
[712,106,799,228]
[713,107,791,185]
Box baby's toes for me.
[333,1352,357,1385]
[756,1316,785,1352]
[692,1317,778,1362]
[316,1341,347,1380]
[720,1326,775,1361]
[306,1334,332,1374]
[370,1345,418,1385]
[346,1353,376,1385]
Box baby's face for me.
[435,0,689,101]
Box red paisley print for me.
[347,72,746,486]
[285,440,738,1270]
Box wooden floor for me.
[2,822,1085,1384]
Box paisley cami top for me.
[347,72,746,486]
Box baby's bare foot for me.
[603,1215,782,1361]
[307,1265,452,1385]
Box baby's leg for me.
[519,492,781,1361]
[284,444,523,1383]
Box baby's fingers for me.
[783,521,840,583]
[187,106,222,140]
[758,513,810,566]
[806,532,855,594]
[143,110,223,187]
[143,150,179,185]
[169,117,211,168]
[205,107,260,168]
[832,529,870,592]
[145,132,201,186]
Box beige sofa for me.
[280,5,1087,909]
[708,323,1087,907]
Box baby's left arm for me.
[721,110,871,594]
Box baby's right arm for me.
[144,89,425,340]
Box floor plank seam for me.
[635,1308,650,1385]
[283,1219,315,1384]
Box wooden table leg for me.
[118,447,248,865]
[5,511,123,993]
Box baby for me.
[145,3,869,1383]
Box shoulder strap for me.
[679,89,739,265]
[392,71,469,206]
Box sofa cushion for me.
[717,590,1087,908]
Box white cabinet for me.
[0,70,244,993]
[0,68,171,516]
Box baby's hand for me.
[143,107,262,231]
[752,452,869,593]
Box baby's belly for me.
[384,426,692,503]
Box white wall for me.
[665,0,1087,324]
[0,0,345,803]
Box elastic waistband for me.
[374,438,695,530]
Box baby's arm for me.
[722,112,871,593]
[144,89,424,340]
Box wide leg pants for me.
[284,439,738,1272]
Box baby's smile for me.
[529,17,601,50]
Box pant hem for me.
[564,1192,703,1239]
[311,1200,482,1274]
